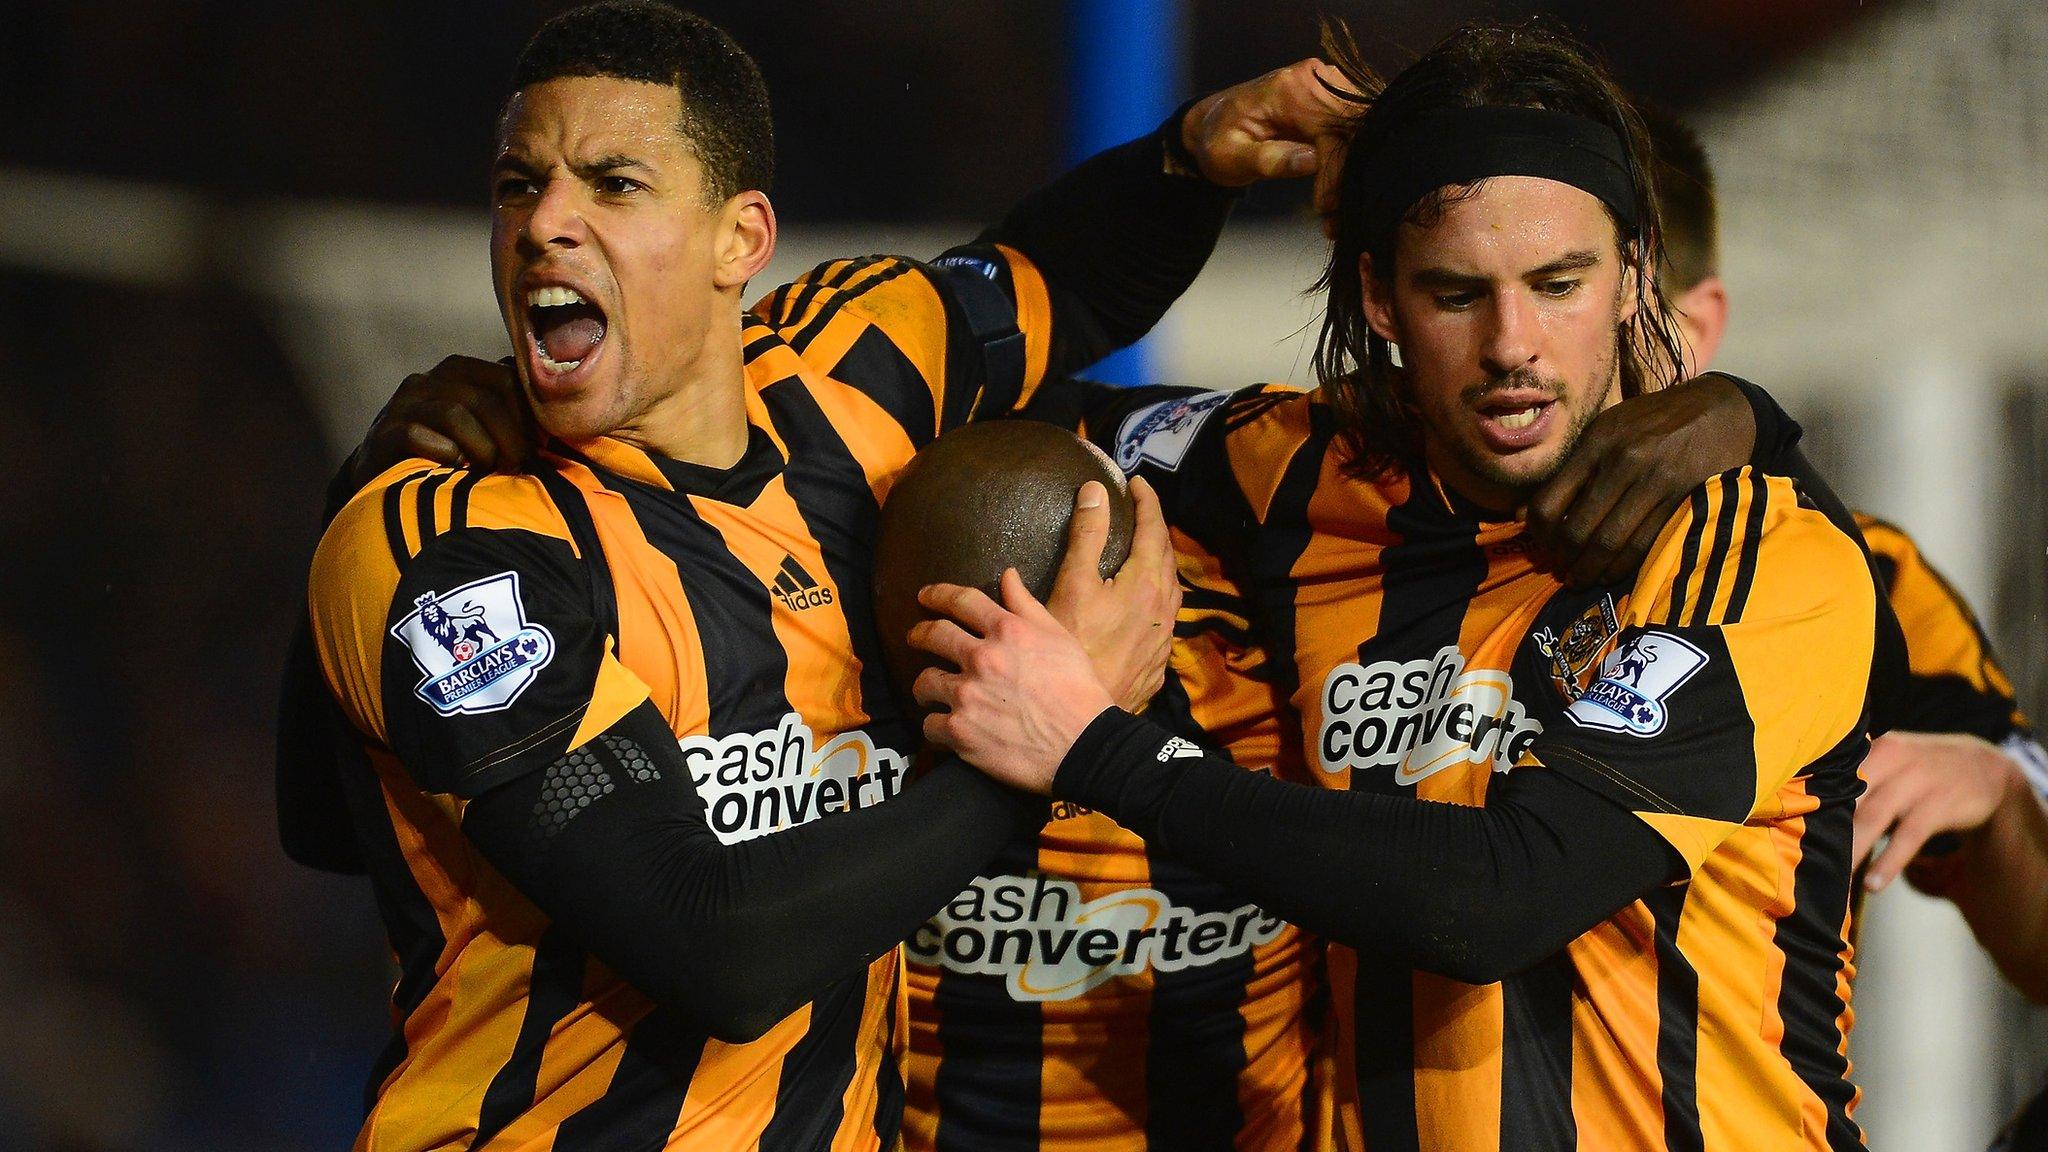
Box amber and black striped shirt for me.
[1094,382,1877,1152]
[308,247,1055,1152]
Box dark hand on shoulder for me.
[348,355,538,490]
[1524,373,1756,588]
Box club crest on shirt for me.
[1113,389,1232,473]
[1565,630,1709,737]
[391,571,556,716]
[1532,594,1620,702]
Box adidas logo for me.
[771,554,835,612]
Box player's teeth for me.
[537,351,583,373]
[1497,407,1539,430]
[525,286,585,308]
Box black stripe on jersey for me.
[414,469,452,542]
[1350,468,1491,1152]
[780,275,835,340]
[1498,953,1577,1149]
[382,474,414,562]
[535,468,621,647]
[1140,670,1256,1150]
[1173,612,1259,653]
[449,472,482,532]
[334,735,448,1114]
[819,325,945,449]
[824,257,872,289]
[551,1008,712,1151]
[1219,389,1291,432]
[1665,488,1712,628]
[744,310,782,350]
[1239,408,1339,707]
[760,282,794,325]
[1720,471,1769,624]
[873,997,906,1151]
[473,929,589,1147]
[1145,857,1254,1152]
[1647,885,1704,1152]
[1181,585,1251,615]
[759,976,869,1151]
[592,470,793,734]
[1773,752,1865,1152]
[760,378,905,738]
[788,261,919,355]
[1687,472,1743,628]
[932,837,1044,1152]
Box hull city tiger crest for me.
[1532,593,1620,702]
[392,571,556,716]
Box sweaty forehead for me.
[497,75,691,162]
[1395,175,1618,273]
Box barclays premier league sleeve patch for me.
[391,571,556,716]
[1565,631,1709,738]
[1112,389,1232,474]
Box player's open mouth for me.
[1473,396,1556,451]
[524,286,608,380]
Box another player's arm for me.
[911,470,1875,984]
[309,485,1047,1044]
[1844,515,2048,999]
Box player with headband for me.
[915,22,1884,1151]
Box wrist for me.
[1167,96,1218,182]
[1052,706,1144,800]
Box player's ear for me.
[1617,243,1643,326]
[1359,252,1400,344]
[1671,275,1729,376]
[714,190,777,290]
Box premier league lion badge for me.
[1565,630,1709,738]
[1113,389,1232,473]
[391,571,556,716]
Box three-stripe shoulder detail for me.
[1661,469,1842,628]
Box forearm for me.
[976,112,1237,374]
[1937,773,2048,1003]
[1717,373,1802,468]
[466,704,1042,1041]
[1053,709,1678,983]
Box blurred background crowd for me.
[1,0,2041,1147]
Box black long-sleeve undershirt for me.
[1055,708,1684,986]
[461,699,1043,1044]
[974,108,1238,375]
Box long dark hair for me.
[1312,20,1687,478]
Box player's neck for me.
[1419,440,1525,522]
[613,322,752,470]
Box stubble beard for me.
[1455,336,1620,502]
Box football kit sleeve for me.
[750,112,1237,439]
[1051,707,1679,986]
[309,493,1044,1043]
[1533,469,1877,871]
[1857,513,2047,789]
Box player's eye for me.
[1535,278,1581,298]
[596,175,644,197]
[1433,290,1482,311]
[493,176,539,203]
